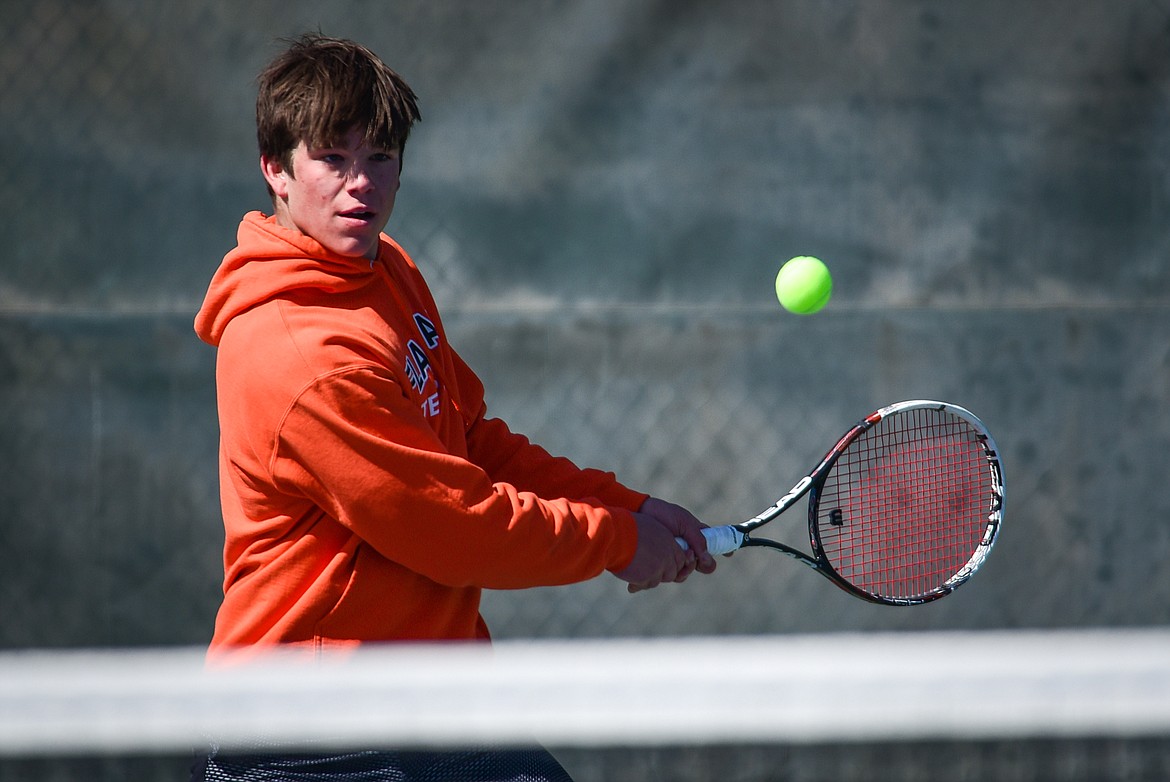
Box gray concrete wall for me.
[1,1,1168,648]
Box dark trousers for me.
[191,746,574,782]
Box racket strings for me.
[816,408,997,600]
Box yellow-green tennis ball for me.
[775,256,832,314]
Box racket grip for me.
[675,526,746,556]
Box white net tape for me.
[2,629,1168,756]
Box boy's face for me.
[262,127,401,260]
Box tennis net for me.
[2,628,1169,780]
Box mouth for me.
[339,208,377,223]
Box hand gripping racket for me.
[682,400,1004,605]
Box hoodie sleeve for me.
[268,364,639,590]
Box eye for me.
[305,145,346,165]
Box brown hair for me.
[256,34,421,182]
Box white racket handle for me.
[675,526,746,556]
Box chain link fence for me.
[5,3,1170,781]
[2,0,1170,647]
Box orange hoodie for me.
[194,212,643,651]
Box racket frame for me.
[728,400,1004,606]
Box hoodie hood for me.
[195,212,380,346]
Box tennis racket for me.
[682,400,1004,605]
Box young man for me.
[193,34,714,780]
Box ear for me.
[260,154,290,199]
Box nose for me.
[346,163,375,192]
